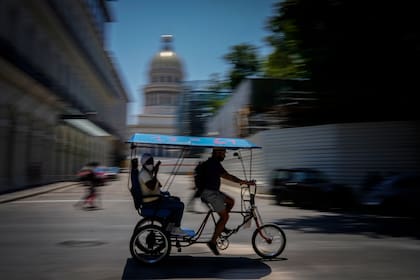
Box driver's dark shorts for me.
[201,189,226,212]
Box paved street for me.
[1,173,420,279]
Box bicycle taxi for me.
[126,133,286,265]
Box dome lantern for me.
[148,35,184,83]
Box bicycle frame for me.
[169,182,272,250]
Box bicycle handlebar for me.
[240,180,256,186]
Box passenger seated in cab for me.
[133,153,188,236]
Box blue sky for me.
[107,0,279,123]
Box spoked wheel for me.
[130,224,171,265]
[134,218,164,230]
[252,223,286,259]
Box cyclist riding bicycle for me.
[200,147,255,255]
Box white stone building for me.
[0,0,129,192]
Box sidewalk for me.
[0,181,80,204]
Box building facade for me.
[0,0,129,192]
[177,81,229,136]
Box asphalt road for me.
[1,173,420,279]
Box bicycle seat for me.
[139,206,171,218]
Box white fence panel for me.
[220,120,419,193]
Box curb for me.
[0,182,80,204]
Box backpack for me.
[193,160,208,195]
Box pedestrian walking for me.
[74,162,102,210]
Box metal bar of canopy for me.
[126,133,261,149]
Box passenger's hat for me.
[141,153,154,165]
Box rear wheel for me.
[130,224,171,265]
[252,224,286,258]
[134,218,164,230]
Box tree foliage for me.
[223,43,261,89]
[264,3,308,79]
[266,0,420,122]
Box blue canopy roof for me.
[127,133,261,149]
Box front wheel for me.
[130,224,171,265]
[252,224,286,259]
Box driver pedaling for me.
[126,133,287,265]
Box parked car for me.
[93,166,119,181]
[104,166,120,180]
[360,173,420,217]
[270,168,355,209]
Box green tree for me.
[267,0,420,122]
[223,43,261,89]
[264,4,308,79]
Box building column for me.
[11,112,30,188]
[40,124,55,183]
[0,104,12,190]
[26,116,43,186]
[53,126,60,181]
[55,125,66,181]
[62,126,70,180]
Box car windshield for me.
[94,167,107,172]
[292,170,327,183]
[389,175,419,189]
[108,167,119,173]
[274,170,291,181]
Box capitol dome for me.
[148,35,184,83]
[143,35,185,117]
[151,52,182,69]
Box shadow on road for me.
[122,256,272,279]
[275,212,420,239]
